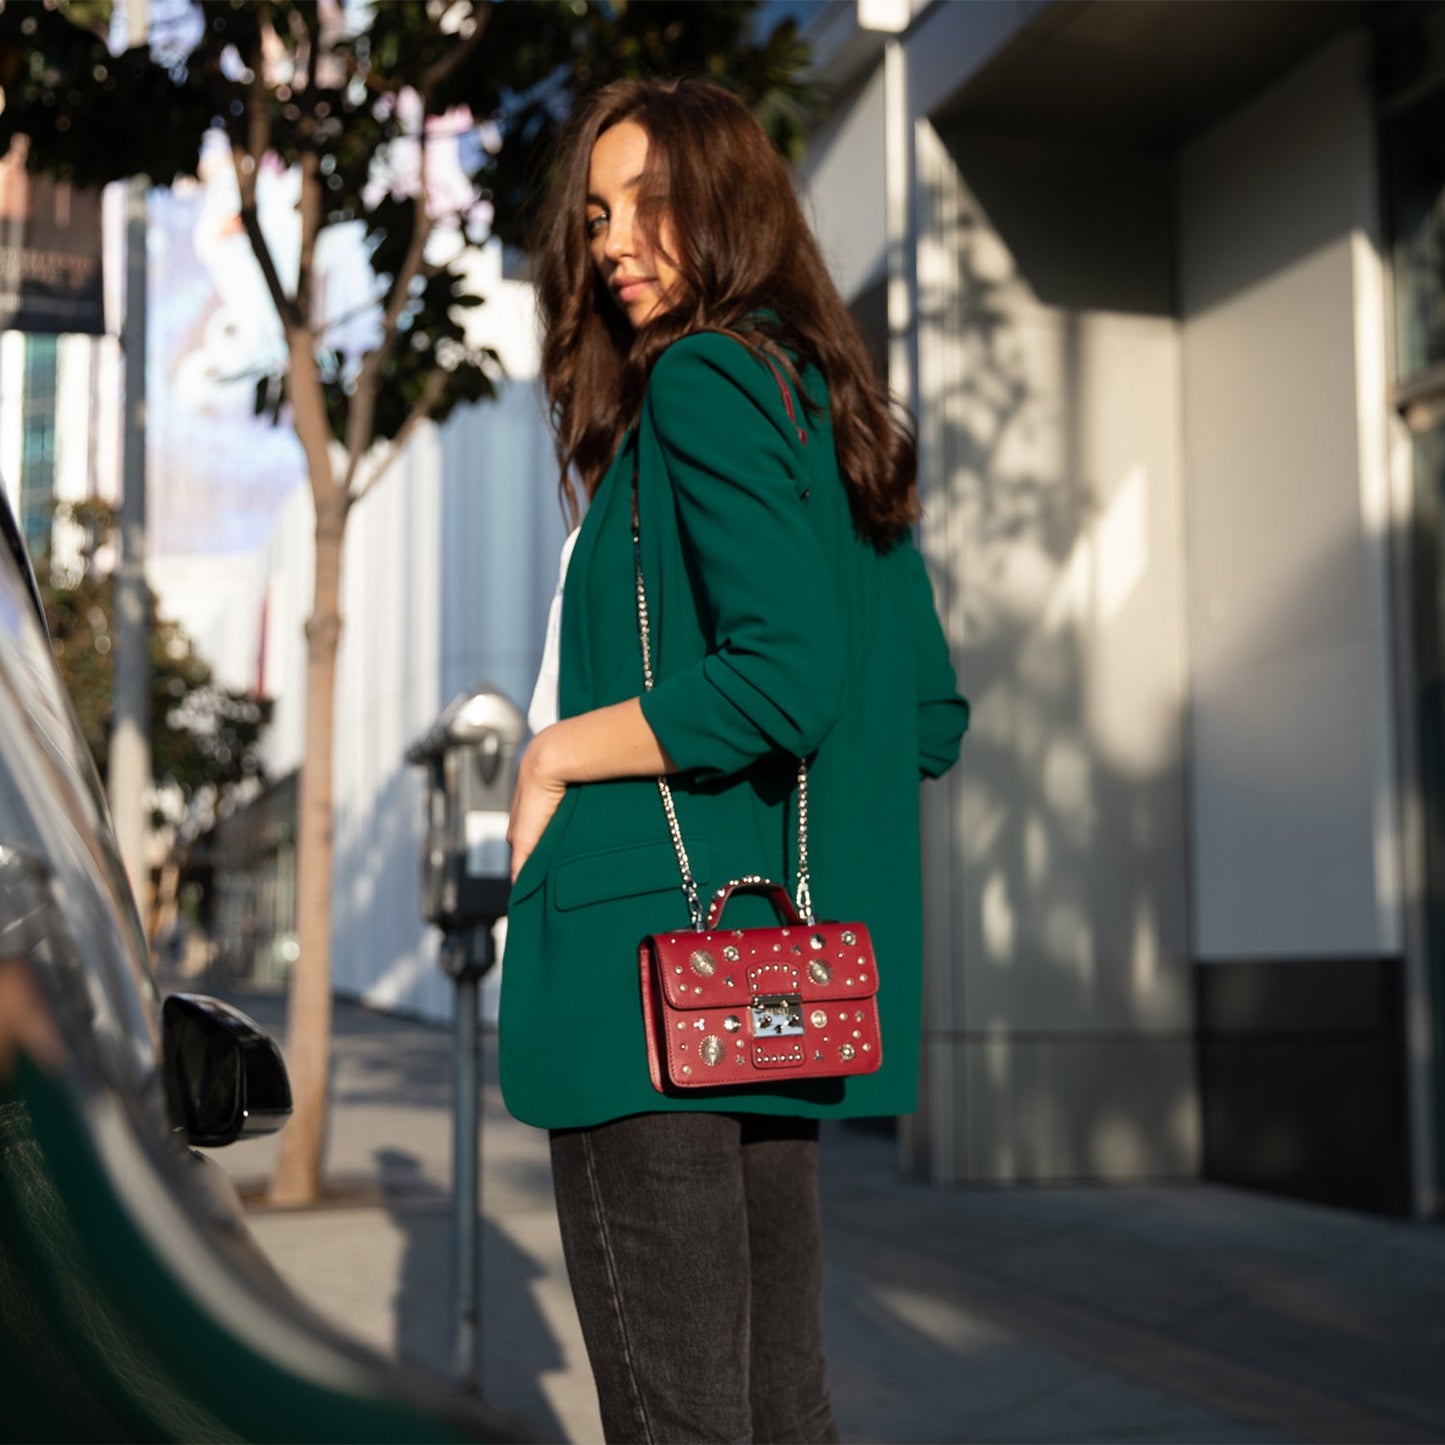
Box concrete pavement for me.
[202,986,1445,1444]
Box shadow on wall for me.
[919,120,1195,1181]
[924,36,1414,1201]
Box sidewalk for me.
[205,988,1445,1445]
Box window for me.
[18,334,58,557]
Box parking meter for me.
[406,683,526,1390]
[406,686,525,978]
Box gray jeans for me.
[549,1112,840,1445]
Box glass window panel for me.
[1385,87,1445,383]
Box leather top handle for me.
[705,877,803,931]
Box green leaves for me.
[480,2,822,248]
[0,5,215,187]
[0,0,816,458]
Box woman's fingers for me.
[508,741,567,882]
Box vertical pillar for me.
[908,116,967,1185]
[109,0,150,904]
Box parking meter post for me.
[405,686,523,1398]
[452,951,479,1388]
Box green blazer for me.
[500,332,968,1129]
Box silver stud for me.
[853,1030,862,1038]
[682,1065,693,1075]
[846,978,854,987]
[735,1055,746,1065]
[689,949,717,978]
[724,976,735,988]
[810,933,826,950]
[694,1018,706,1030]
[674,966,684,975]
[808,959,833,986]
[724,1015,741,1032]
[723,945,740,962]
[814,1051,824,1061]
[772,943,782,953]
[676,1021,686,1030]
[863,1043,872,1052]
[701,1036,724,1067]
[841,929,857,946]
[810,1009,828,1029]
[840,1043,856,1061]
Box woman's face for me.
[586,120,679,329]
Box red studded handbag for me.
[629,350,883,1091]
[638,878,883,1091]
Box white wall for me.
[329,378,564,1022]
[799,63,888,301]
[1179,30,1399,960]
[911,115,1195,1184]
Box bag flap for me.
[648,920,877,1010]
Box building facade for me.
[800,0,1445,1216]
[0,328,122,552]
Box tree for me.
[0,0,815,1204]
[37,498,271,858]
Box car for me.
[0,485,524,1443]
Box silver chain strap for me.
[794,757,813,924]
[632,476,814,931]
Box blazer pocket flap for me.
[509,789,580,904]
[553,838,709,913]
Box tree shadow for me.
[912,115,1197,1180]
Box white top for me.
[527,526,581,735]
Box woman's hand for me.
[508,731,569,882]
[506,701,675,883]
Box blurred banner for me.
[0,137,104,335]
[146,134,312,558]
[147,112,484,561]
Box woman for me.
[504,78,968,1444]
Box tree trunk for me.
[268,486,345,1204]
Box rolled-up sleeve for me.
[638,336,845,779]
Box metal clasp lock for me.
[750,993,804,1038]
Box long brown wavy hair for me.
[532,77,918,549]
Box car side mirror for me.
[161,994,292,1147]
